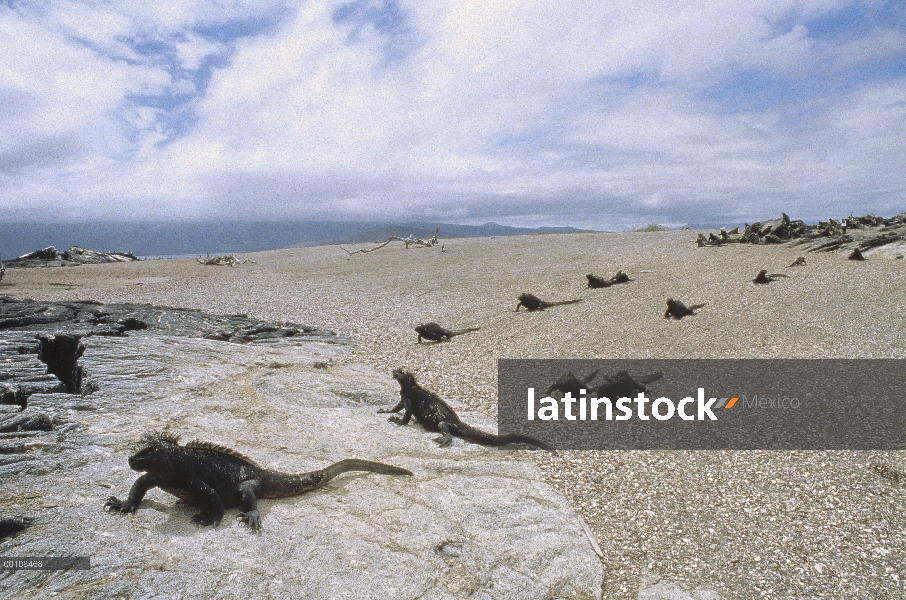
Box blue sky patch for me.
[332,0,417,65]
[806,1,905,41]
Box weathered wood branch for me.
[197,253,254,266]
[341,228,442,256]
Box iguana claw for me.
[237,510,261,530]
[104,496,134,513]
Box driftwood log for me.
[197,253,253,266]
[342,228,442,256]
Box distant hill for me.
[0,221,593,260]
[333,222,590,245]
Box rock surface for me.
[0,295,337,343]
[637,581,721,600]
[4,246,139,269]
[0,305,602,599]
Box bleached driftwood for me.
[342,228,442,256]
[196,253,254,266]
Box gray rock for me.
[0,411,52,433]
[0,296,337,344]
[5,246,139,269]
[637,581,722,600]
[0,330,601,598]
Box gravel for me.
[5,230,906,599]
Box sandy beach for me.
[4,230,906,598]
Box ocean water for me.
[0,221,590,261]
[0,222,362,260]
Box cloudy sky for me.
[1,1,905,228]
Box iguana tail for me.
[544,299,584,307]
[498,433,554,451]
[688,303,706,310]
[323,459,413,479]
[263,459,412,498]
[449,327,480,337]
[456,423,553,451]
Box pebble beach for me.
[5,229,906,599]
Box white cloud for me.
[1,0,905,225]
[832,27,906,69]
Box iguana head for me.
[128,431,181,472]
[546,371,583,395]
[391,368,416,386]
[595,370,663,397]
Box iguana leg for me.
[236,479,263,530]
[433,422,454,447]
[378,400,405,414]
[105,473,159,514]
[389,407,412,425]
[187,479,225,526]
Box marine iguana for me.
[664,298,705,320]
[515,293,584,312]
[752,269,790,284]
[585,274,612,289]
[609,270,631,284]
[848,248,866,261]
[547,369,663,399]
[415,322,480,343]
[104,432,412,530]
[547,368,601,395]
[382,368,553,450]
[788,257,806,267]
[585,271,632,289]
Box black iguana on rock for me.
[515,293,583,312]
[104,432,412,529]
[415,322,480,343]
[382,368,552,450]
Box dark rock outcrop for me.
[1,383,29,409]
[0,411,53,433]
[5,246,139,269]
[697,212,906,255]
[37,334,85,393]
[0,296,337,344]
[0,515,33,540]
